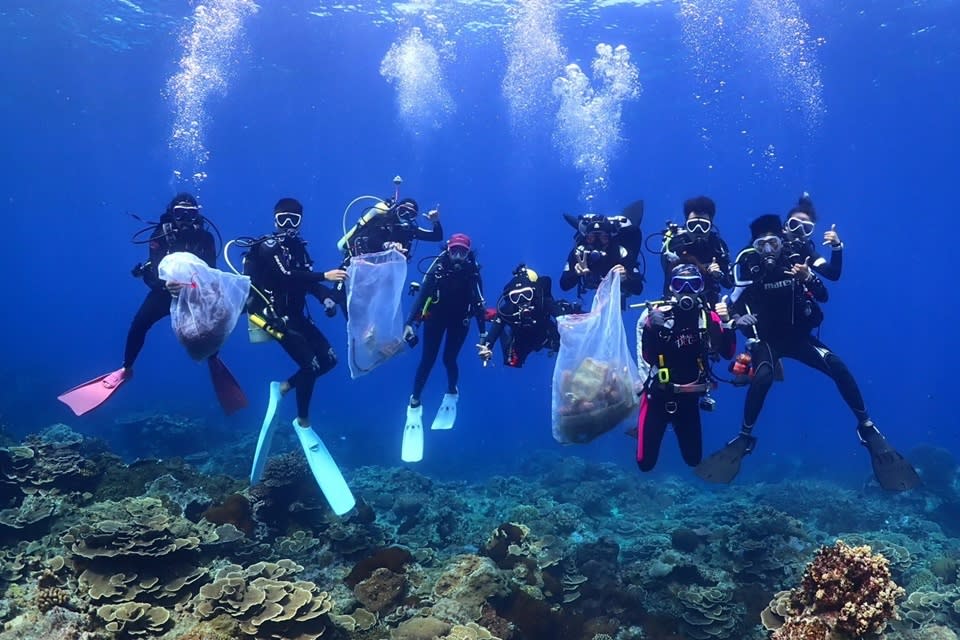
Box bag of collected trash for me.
[158,252,251,361]
[552,270,641,444]
[346,248,408,378]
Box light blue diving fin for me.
[431,393,458,430]
[250,382,283,485]
[402,405,424,463]
[293,419,356,516]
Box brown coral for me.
[774,540,905,638]
[353,567,406,614]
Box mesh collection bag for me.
[346,248,408,378]
[158,252,251,361]
[552,270,641,444]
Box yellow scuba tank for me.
[337,201,391,253]
[248,313,284,343]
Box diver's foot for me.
[294,417,311,429]
[104,368,130,389]
[857,420,921,492]
[279,381,292,395]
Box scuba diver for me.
[782,192,843,281]
[658,196,733,304]
[559,204,645,299]
[240,197,355,516]
[401,233,486,463]
[476,265,581,368]
[332,179,443,317]
[58,193,247,417]
[634,262,737,472]
[338,196,442,259]
[695,214,920,492]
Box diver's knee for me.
[751,363,775,387]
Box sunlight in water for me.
[552,43,641,202]
[166,0,259,187]
[380,26,456,136]
[501,0,567,133]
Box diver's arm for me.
[142,226,167,290]
[811,245,842,281]
[708,311,737,360]
[640,319,668,366]
[473,272,486,334]
[559,250,580,291]
[804,273,828,303]
[200,230,217,268]
[621,260,645,296]
[714,237,734,289]
[483,318,505,348]
[414,220,443,242]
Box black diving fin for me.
[694,432,757,484]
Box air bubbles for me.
[166,0,259,187]
[380,26,455,136]
[551,43,641,202]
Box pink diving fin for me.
[57,368,130,417]
[208,356,248,416]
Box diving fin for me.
[250,381,283,485]
[57,368,130,416]
[293,419,356,516]
[857,422,921,491]
[621,199,645,226]
[401,405,424,463]
[208,356,248,415]
[562,212,580,231]
[431,393,458,430]
[694,433,757,484]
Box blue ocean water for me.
[2,0,958,487]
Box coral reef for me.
[195,560,334,639]
[1,425,958,640]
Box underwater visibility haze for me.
[1,1,960,639]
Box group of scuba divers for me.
[58,184,921,518]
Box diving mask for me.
[508,286,535,305]
[448,245,470,261]
[172,203,201,224]
[785,216,815,238]
[275,211,302,229]
[585,231,610,245]
[752,234,783,255]
[670,274,705,295]
[394,201,418,222]
[685,217,712,234]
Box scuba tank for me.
[337,200,391,253]
[337,175,404,254]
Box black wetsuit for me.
[407,253,485,401]
[559,242,644,297]
[731,248,868,428]
[125,215,216,368]
[661,228,733,304]
[482,276,579,368]
[784,237,843,281]
[637,306,736,471]
[347,216,442,259]
[243,233,339,419]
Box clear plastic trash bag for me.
[551,270,641,444]
[346,248,408,378]
[158,252,251,361]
